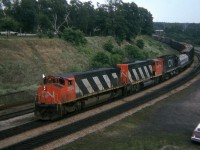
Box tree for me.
[139,7,153,35]
[37,13,51,33]
[118,2,140,41]
[12,0,38,32]
[0,17,18,31]
[0,0,154,38]
[68,0,96,35]
[38,0,69,34]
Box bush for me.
[47,31,54,38]
[110,54,123,66]
[112,48,125,56]
[37,32,44,38]
[103,39,114,53]
[62,28,87,45]
[91,52,110,68]
[136,39,144,49]
[125,45,144,61]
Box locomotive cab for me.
[38,76,76,103]
[35,75,76,120]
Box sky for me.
[79,0,200,23]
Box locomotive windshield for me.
[43,77,65,85]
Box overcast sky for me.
[79,0,200,23]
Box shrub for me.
[103,39,114,53]
[91,52,110,68]
[37,32,44,38]
[62,28,87,45]
[47,31,54,38]
[110,54,123,66]
[112,48,125,56]
[125,45,144,61]
[136,39,144,49]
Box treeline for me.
[0,0,153,42]
[154,22,200,46]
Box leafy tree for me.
[0,17,18,31]
[0,0,12,16]
[37,13,51,33]
[0,0,154,39]
[38,0,69,34]
[68,0,96,35]
[139,7,153,35]
[22,0,37,32]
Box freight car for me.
[35,36,194,120]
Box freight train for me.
[35,36,194,120]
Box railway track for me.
[0,107,34,121]
[0,103,34,121]
[0,52,199,150]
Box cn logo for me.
[168,59,174,67]
[42,91,55,99]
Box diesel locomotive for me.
[35,36,194,120]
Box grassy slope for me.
[0,35,176,105]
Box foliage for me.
[154,22,200,46]
[0,0,153,38]
[112,47,125,56]
[62,28,87,45]
[139,7,153,35]
[37,32,44,38]
[47,30,54,38]
[136,39,144,49]
[0,17,18,31]
[125,45,144,61]
[110,54,123,66]
[15,0,38,32]
[103,39,114,53]
[91,52,110,68]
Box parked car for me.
[191,123,200,142]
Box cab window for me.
[59,78,65,85]
[44,77,54,84]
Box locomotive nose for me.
[38,84,61,104]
